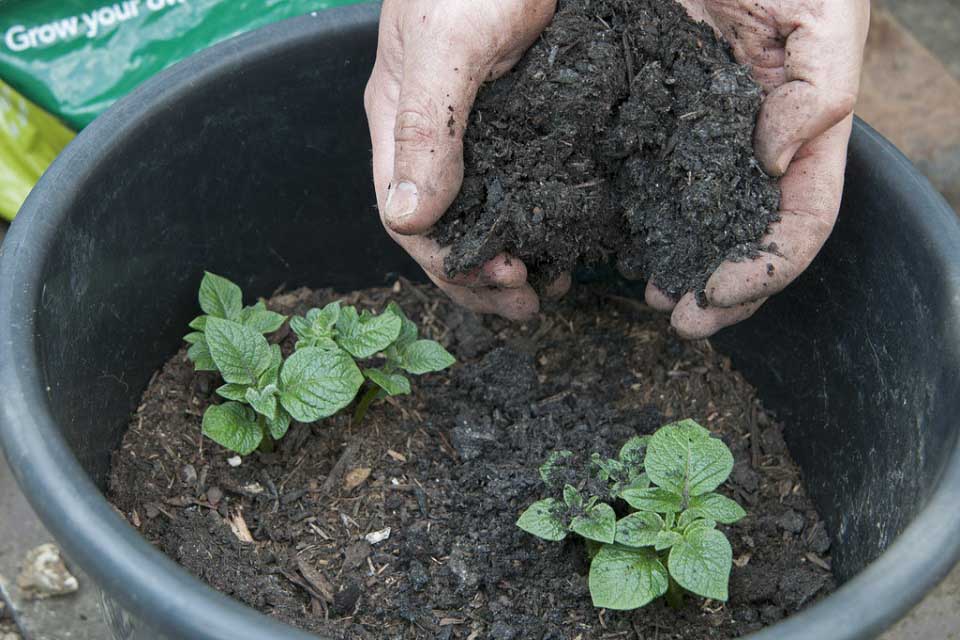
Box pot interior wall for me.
[30,15,959,590]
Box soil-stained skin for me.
[432,0,780,299]
[110,282,833,640]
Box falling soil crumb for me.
[109,282,833,639]
[432,0,780,300]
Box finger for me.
[645,281,677,312]
[543,272,572,300]
[671,294,767,340]
[380,21,491,235]
[366,56,402,219]
[754,1,868,175]
[426,272,540,322]
[706,115,851,308]
[388,227,527,289]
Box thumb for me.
[753,2,866,176]
[383,46,481,236]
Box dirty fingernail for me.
[385,181,418,222]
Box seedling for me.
[185,273,454,455]
[517,420,746,611]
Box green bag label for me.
[4,1,183,52]
[0,0,367,129]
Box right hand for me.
[364,0,568,322]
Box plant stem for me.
[666,575,684,609]
[352,384,380,426]
[258,418,275,453]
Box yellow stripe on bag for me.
[0,79,75,221]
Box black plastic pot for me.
[1,4,959,639]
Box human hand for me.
[645,0,870,338]
[365,0,568,321]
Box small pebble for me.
[777,509,805,534]
[365,527,391,545]
[180,464,197,485]
[16,544,79,599]
[206,486,223,506]
[227,456,242,467]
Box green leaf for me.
[619,435,651,466]
[539,451,574,485]
[335,308,402,359]
[216,383,250,402]
[655,530,684,551]
[687,493,747,525]
[668,526,733,601]
[589,545,669,610]
[240,301,286,334]
[205,318,273,386]
[187,337,216,371]
[258,345,283,389]
[570,502,616,544]
[364,368,411,396]
[335,305,359,332]
[563,484,583,509]
[279,346,364,423]
[620,487,683,513]
[183,332,205,345]
[397,340,456,375]
[592,455,626,482]
[615,512,664,548]
[645,420,734,498]
[517,498,567,542]
[611,477,650,501]
[267,409,292,440]
[188,316,207,331]
[245,387,277,421]
[312,301,342,331]
[295,335,339,352]
[289,316,312,340]
[292,302,341,346]
[623,470,651,492]
[683,518,717,535]
[202,402,262,455]
[199,272,243,321]
[387,301,418,349]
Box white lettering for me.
[97,7,117,27]
[81,12,99,38]
[52,17,80,40]
[114,1,137,21]
[36,24,57,45]
[3,25,30,52]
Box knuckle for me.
[363,80,377,115]
[394,106,440,148]
[827,89,857,119]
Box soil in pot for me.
[109,281,835,640]
[431,0,781,299]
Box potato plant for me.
[185,272,454,455]
[517,420,746,610]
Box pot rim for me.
[2,4,960,639]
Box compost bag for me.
[0,0,364,219]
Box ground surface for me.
[1,1,959,638]
[109,282,833,639]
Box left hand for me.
[645,0,870,338]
